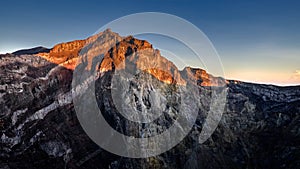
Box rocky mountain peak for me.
[29,29,224,87]
[11,29,224,87]
[1,29,300,169]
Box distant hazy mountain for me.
[12,46,50,55]
[0,29,299,169]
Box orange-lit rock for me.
[182,67,225,86]
[34,29,223,86]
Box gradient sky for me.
[1,0,300,86]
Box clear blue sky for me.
[1,0,300,85]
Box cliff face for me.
[98,35,188,85]
[35,29,122,70]
[34,40,85,70]
[181,67,225,86]
[0,30,300,169]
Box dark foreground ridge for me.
[0,29,299,169]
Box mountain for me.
[0,29,299,169]
[12,47,50,55]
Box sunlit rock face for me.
[34,29,122,70]
[0,30,300,169]
[181,67,226,86]
[34,40,85,70]
[98,36,153,72]
[97,35,187,86]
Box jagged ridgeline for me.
[0,29,299,169]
